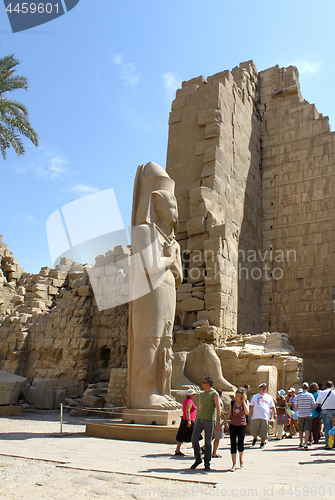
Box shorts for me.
[250,418,269,440]
[298,416,312,432]
[292,411,298,421]
[213,427,223,440]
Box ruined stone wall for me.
[0,237,129,393]
[166,61,262,337]
[259,65,335,381]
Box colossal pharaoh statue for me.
[128,162,183,410]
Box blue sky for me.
[0,0,334,273]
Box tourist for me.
[223,387,249,471]
[275,389,289,439]
[310,382,321,444]
[190,375,221,471]
[212,389,224,458]
[175,388,197,455]
[244,384,251,399]
[316,381,335,450]
[249,382,276,448]
[295,382,315,450]
[287,387,299,437]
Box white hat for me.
[288,387,295,392]
[187,388,196,396]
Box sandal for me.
[212,453,222,458]
[230,465,236,472]
[174,451,185,456]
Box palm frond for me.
[0,52,38,160]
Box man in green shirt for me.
[191,375,221,471]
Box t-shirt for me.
[295,391,315,417]
[198,389,217,421]
[316,389,335,410]
[182,397,197,421]
[250,392,275,421]
[230,401,247,426]
[311,392,319,419]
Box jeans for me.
[191,419,214,467]
[321,410,335,448]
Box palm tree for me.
[0,54,38,159]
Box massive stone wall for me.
[166,62,262,338]
[259,65,335,381]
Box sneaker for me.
[303,445,308,450]
[252,438,257,446]
[260,442,265,448]
[204,465,210,471]
[298,444,303,448]
[190,459,202,470]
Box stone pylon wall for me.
[166,61,262,336]
[259,65,335,381]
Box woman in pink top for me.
[223,387,249,471]
[175,388,197,455]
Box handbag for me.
[315,390,332,414]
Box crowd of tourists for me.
[174,377,335,471]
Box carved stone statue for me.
[128,162,182,409]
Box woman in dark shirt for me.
[223,387,249,471]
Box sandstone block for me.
[205,122,223,139]
[60,257,73,266]
[176,292,192,301]
[114,245,131,257]
[186,217,206,236]
[30,379,55,409]
[0,370,28,405]
[179,298,204,312]
[78,286,93,297]
[81,395,105,408]
[177,283,193,293]
[204,292,226,309]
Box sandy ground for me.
[1,412,335,500]
[0,413,214,500]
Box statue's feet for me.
[147,393,182,410]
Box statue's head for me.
[132,162,177,228]
[152,190,178,229]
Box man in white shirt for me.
[316,381,335,450]
[249,383,277,448]
[295,382,315,450]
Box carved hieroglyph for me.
[128,162,182,409]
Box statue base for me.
[86,420,179,443]
[122,408,181,426]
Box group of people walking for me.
[174,377,335,471]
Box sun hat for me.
[278,389,286,398]
[288,387,295,392]
[187,388,196,396]
[302,382,309,389]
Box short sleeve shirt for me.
[250,392,275,421]
[295,391,315,418]
[198,389,217,421]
